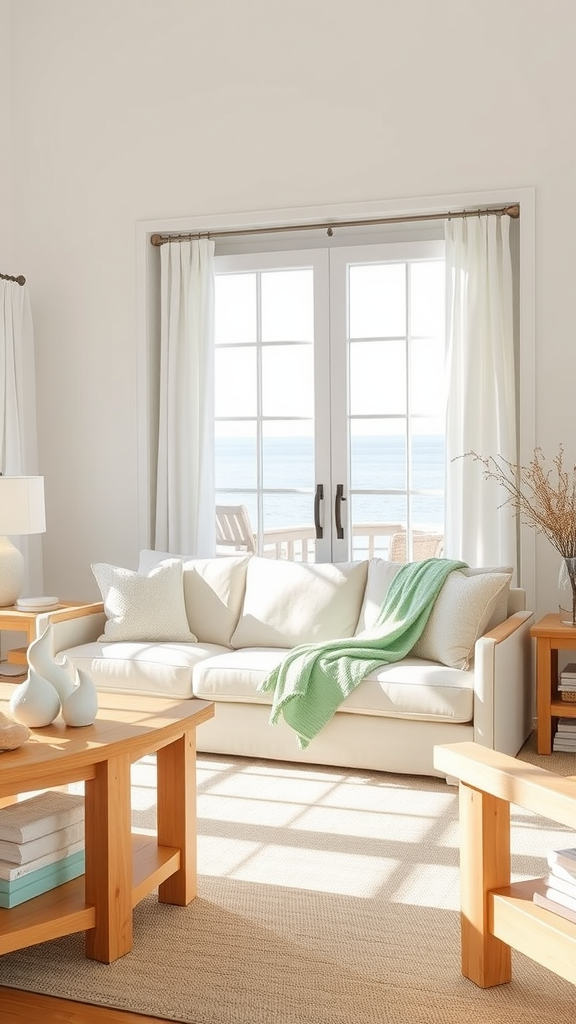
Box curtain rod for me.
[0,272,26,285]
[150,203,520,246]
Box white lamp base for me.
[0,536,24,606]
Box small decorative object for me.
[9,669,60,728]
[464,445,576,626]
[61,669,98,727]
[26,623,75,703]
[0,711,30,750]
[558,558,576,626]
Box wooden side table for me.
[0,603,86,675]
[434,741,576,989]
[530,613,576,754]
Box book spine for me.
[0,793,84,843]
[544,886,576,913]
[0,851,85,894]
[0,820,85,865]
[547,872,576,900]
[0,839,85,881]
[533,890,576,926]
[0,858,85,909]
[547,849,576,878]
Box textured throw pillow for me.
[411,569,512,670]
[92,559,197,643]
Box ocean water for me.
[216,435,445,531]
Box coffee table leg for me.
[84,753,133,963]
[459,781,512,987]
[157,727,197,905]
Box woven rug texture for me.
[0,732,576,1023]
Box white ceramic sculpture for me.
[61,668,98,727]
[26,622,75,703]
[9,668,61,728]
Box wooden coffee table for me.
[0,683,214,963]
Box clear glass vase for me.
[558,557,576,626]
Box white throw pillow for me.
[411,569,512,670]
[92,559,197,643]
[230,556,368,649]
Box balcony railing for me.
[216,507,443,563]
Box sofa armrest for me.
[472,609,535,755]
[36,602,106,656]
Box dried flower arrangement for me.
[464,445,576,623]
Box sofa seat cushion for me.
[60,641,231,699]
[230,557,368,649]
[340,658,473,722]
[193,649,473,723]
[193,648,288,703]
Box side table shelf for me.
[434,741,576,989]
[530,614,576,754]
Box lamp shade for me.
[0,476,46,536]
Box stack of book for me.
[559,662,576,702]
[0,791,85,908]
[534,847,576,924]
[553,718,576,752]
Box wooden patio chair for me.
[215,504,256,553]
[388,531,444,563]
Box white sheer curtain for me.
[0,279,43,594]
[444,214,517,570]
[154,239,216,556]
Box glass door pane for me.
[214,250,331,562]
[330,242,446,563]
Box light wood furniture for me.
[530,613,576,754]
[0,683,214,963]
[0,602,92,672]
[434,740,576,988]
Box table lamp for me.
[0,476,46,606]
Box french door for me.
[214,239,445,562]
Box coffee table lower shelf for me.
[491,877,576,985]
[0,834,179,956]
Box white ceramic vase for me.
[61,669,98,727]
[9,669,61,728]
[27,622,75,703]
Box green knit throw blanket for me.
[258,557,466,749]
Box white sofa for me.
[42,551,535,780]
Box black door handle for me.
[314,484,324,539]
[335,484,345,540]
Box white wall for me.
[0,0,12,268]
[7,0,576,614]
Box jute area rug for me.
[1,733,576,1024]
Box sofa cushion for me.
[61,640,231,698]
[355,559,401,634]
[92,559,197,643]
[411,569,512,670]
[192,648,473,723]
[230,557,368,649]
[193,648,287,702]
[138,550,250,646]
